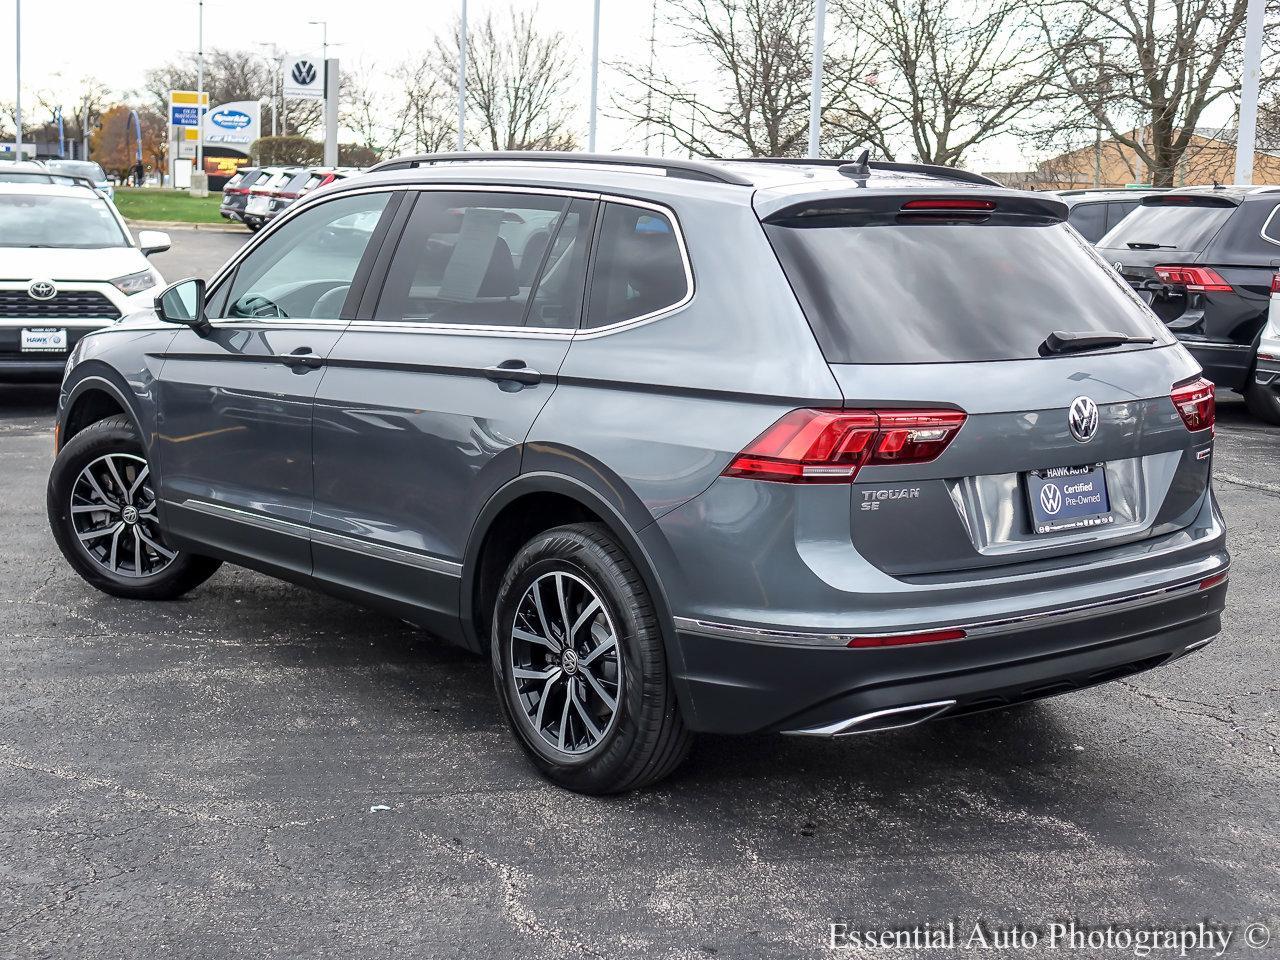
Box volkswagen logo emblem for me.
[28,279,56,301]
[1068,396,1100,443]
[1112,261,1124,273]
[291,60,317,86]
[1039,483,1064,516]
[560,648,580,677]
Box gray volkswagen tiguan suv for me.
[46,152,1229,793]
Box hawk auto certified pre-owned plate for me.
[21,328,68,353]
[1026,463,1114,534]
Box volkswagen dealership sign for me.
[284,57,324,100]
[201,100,261,152]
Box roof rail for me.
[717,156,1004,188]
[367,151,754,186]
[0,168,99,191]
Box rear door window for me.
[584,203,690,328]
[764,216,1171,364]
[375,191,595,328]
[1098,198,1235,253]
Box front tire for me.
[47,414,221,600]
[491,523,691,794]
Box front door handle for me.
[484,360,541,386]
[278,348,324,369]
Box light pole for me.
[1235,0,1265,185]
[807,0,827,159]
[457,0,468,151]
[588,0,601,152]
[307,19,328,64]
[14,0,22,160]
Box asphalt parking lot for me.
[1,229,1277,959]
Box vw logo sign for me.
[1112,261,1124,272]
[1039,483,1064,516]
[1068,396,1100,443]
[291,60,317,86]
[28,280,56,301]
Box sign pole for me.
[14,0,22,160]
[195,0,204,175]
[1235,0,1265,185]
[807,0,826,159]
[324,60,339,167]
[457,0,468,151]
[588,0,601,152]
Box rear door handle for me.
[278,348,324,369]
[484,360,541,386]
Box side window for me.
[1261,204,1280,245]
[1106,199,1140,233]
[221,192,391,320]
[585,203,689,329]
[375,192,594,328]
[1067,202,1106,243]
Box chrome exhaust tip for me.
[784,699,957,738]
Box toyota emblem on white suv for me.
[1068,396,1100,442]
[28,280,56,301]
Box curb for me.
[125,218,249,234]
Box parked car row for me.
[0,159,114,201]
[220,166,356,230]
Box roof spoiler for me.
[762,191,1069,224]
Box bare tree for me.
[435,8,579,151]
[394,56,457,154]
[612,0,882,158]
[341,60,413,159]
[1037,0,1273,186]
[835,0,1056,166]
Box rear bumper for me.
[671,577,1227,734]
[1181,339,1254,390]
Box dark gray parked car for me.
[46,152,1229,793]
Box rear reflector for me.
[1154,265,1233,292]
[1171,378,1215,432]
[901,199,996,211]
[848,628,967,648]
[723,408,966,483]
[1198,571,1228,591]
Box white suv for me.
[0,176,169,381]
[1252,274,1280,424]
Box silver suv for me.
[46,152,1229,793]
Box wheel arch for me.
[60,366,147,451]
[461,471,696,724]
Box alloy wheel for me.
[69,453,177,579]
[509,571,624,756]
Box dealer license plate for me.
[1026,463,1114,534]
[21,328,68,353]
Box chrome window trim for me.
[672,567,1227,648]
[1260,204,1280,247]
[166,498,462,576]
[208,183,696,341]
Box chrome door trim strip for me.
[165,498,462,576]
[673,568,1227,648]
[309,527,462,577]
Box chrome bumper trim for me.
[673,566,1228,649]
[783,700,957,737]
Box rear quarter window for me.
[1066,202,1106,242]
[584,203,690,329]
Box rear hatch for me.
[1096,194,1237,330]
[760,190,1213,577]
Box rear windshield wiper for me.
[1125,241,1176,249]
[1039,330,1156,356]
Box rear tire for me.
[1245,374,1280,425]
[491,523,692,794]
[47,414,221,600]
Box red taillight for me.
[847,628,967,648]
[1270,273,1280,294]
[1171,378,1215,432]
[1154,265,1233,292]
[226,188,248,196]
[1198,571,1228,591]
[723,408,966,483]
[901,199,996,211]
[278,191,301,199]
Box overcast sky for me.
[0,0,1210,171]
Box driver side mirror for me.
[154,278,211,335]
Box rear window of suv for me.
[1097,197,1234,253]
[765,216,1170,364]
